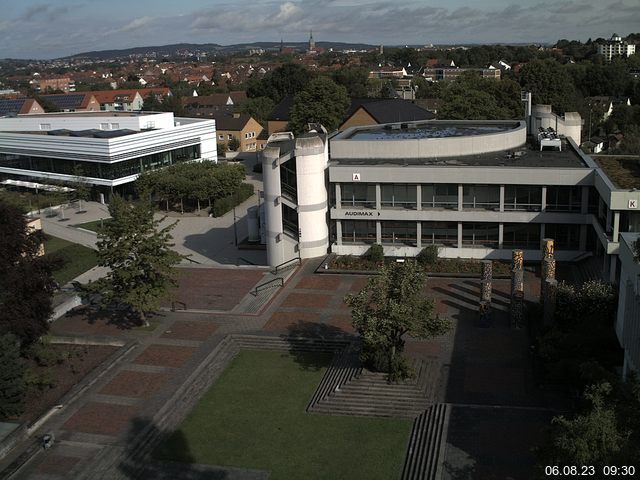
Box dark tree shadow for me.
[118,417,250,479]
[282,321,359,371]
[68,305,165,330]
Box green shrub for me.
[417,245,439,266]
[211,183,254,217]
[365,244,384,263]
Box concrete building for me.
[597,33,636,62]
[0,111,216,198]
[616,233,640,379]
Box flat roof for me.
[15,111,162,118]
[331,141,588,169]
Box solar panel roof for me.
[0,98,26,116]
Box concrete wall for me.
[331,120,526,160]
[531,105,582,145]
[616,232,640,378]
[5,112,175,131]
[262,145,286,267]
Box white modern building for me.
[616,233,640,379]
[0,111,216,198]
[597,33,636,62]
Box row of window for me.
[340,220,581,250]
[0,145,200,180]
[340,183,588,213]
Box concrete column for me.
[613,211,620,243]
[541,186,547,212]
[335,183,342,208]
[416,221,422,249]
[457,222,463,248]
[458,184,464,211]
[375,183,381,210]
[498,223,504,249]
[579,224,587,251]
[499,185,505,212]
[262,148,284,267]
[336,220,342,245]
[376,221,381,244]
[581,186,589,214]
[416,184,422,211]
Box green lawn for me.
[72,219,111,233]
[43,235,98,285]
[154,350,412,480]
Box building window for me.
[100,123,109,130]
[546,186,581,212]
[421,222,457,246]
[381,184,417,209]
[545,224,580,250]
[228,134,233,140]
[341,183,376,208]
[381,221,417,246]
[280,158,297,201]
[503,223,541,249]
[421,184,457,209]
[282,204,298,238]
[110,123,119,129]
[39,123,51,130]
[504,185,542,211]
[462,223,499,248]
[342,220,376,244]
[463,185,500,210]
[218,134,223,140]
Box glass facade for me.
[504,185,542,211]
[381,184,417,209]
[280,158,297,202]
[503,223,541,249]
[421,184,457,209]
[544,223,581,250]
[0,145,200,181]
[381,221,417,246]
[342,220,376,244]
[422,222,458,246]
[283,204,298,237]
[462,223,499,247]
[341,183,376,208]
[463,185,500,210]
[546,186,581,212]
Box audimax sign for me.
[344,211,381,217]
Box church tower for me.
[308,30,315,53]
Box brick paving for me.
[167,267,265,311]
[63,402,140,436]
[133,344,198,368]
[161,320,219,341]
[4,259,558,480]
[34,455,81,475]
[99,371,172,398]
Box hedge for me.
[211,183,255,217]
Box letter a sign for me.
[352,173,361,181]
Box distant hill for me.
[63,41,378,60]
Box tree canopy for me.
[247,63,312,103]
[0,201,57,348]
[0,334,25,419]
[83,196,183,326]
[288,76,350,134]
[344,260,451,381]
[518,59,578,113]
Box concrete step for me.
[311,404,422,418]
[401,404,450,480]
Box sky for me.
[0,0,638,59]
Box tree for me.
[332,66,370,97]
[227,137,241,152]
[344,260,451,381]
[71,164,90,212]
[0,334,25,419]
[239,96,275,127]
[518,59,578,113]
[0,201,57,348]
[536,383,626,470]
[288,76,350,134]
[247,63,312,103]
[84,196,183,326]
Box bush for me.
[417,245,439,266]
[211,183,254,217]
[365,244,384,263]
[228,137,241,152]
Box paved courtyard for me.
[4,259,557,480]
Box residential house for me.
[91,90,144,111]
[213,113,263,152]
[597,33,636,62]
[33,76,75,93]
[0,98,45,116]
[40,93,101,112]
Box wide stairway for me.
[308,356,440,418]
